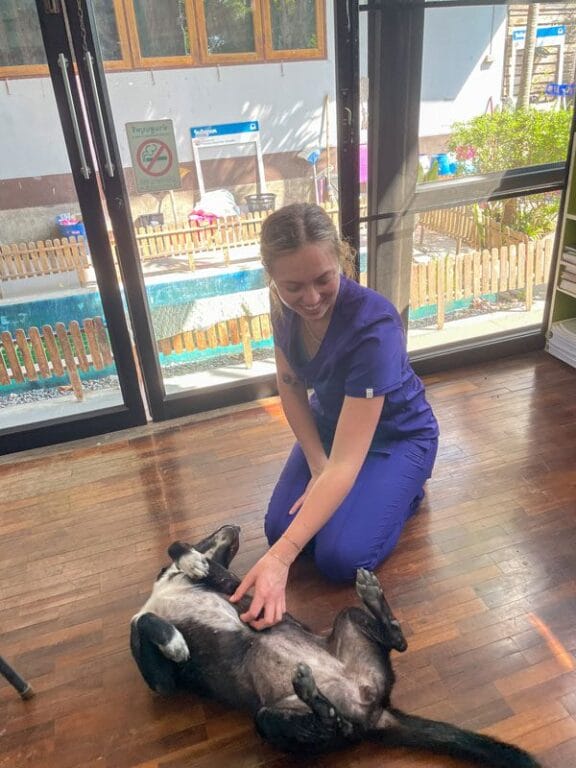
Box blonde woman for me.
[231,203,439,629]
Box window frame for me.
[123,0,199,69]
[98,0,135,72]
[194,0,265,66]
[0,0,326,78]
[262,0,326,62]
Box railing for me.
[0,317,113,401]
[418,207,530,252]
[157,313,273,368]
[0,237,89,287]
[410,236,553,328]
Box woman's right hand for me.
[229,551,289,630]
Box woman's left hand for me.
[229,552,289,630]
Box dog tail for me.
[367,708,541,768]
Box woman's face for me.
[269,242,340,322]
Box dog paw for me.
[292,663,317,700]
[355,568,382,602]
[178,549,210,579]
[160,630,190,663]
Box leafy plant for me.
[446,107,572,236]
[447,107,573,174]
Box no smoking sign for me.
[126,120,182,194]
[137,140,172,177]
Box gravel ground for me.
[0,375,120,409]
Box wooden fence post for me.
[55,322,83,401]
[437,256,445,330]
[239,316,253,368]
[526,242,535,311]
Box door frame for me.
[63,0,279,423]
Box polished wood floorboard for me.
[1,350,576,767]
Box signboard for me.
[190,120,266,196]
[510,25,567,103]
[126,120,182,194]
[191,121,259,143]
[512,25,566,43]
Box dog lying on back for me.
[130,525,541,767]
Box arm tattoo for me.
[281,372,303,388]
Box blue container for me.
[433,153,458,176]
[56,215,86,239]
[433,153,451,175]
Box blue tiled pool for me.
[0,267,267,335]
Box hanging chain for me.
[75,0,89,56]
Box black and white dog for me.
[130,525,541,767]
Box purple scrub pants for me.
[264,438,438,583]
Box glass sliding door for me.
[355,0,573,360]
[409,2,571,353]
[0,1,146,454]
[60,0,333,420]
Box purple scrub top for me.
[272,276,439,454]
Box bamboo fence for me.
[0,237,89,286]
[157,312,273,369]
[410,236,553,328]
[0,317,113,401]
[418,207,530,252]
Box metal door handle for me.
[57,53,91,179]
[84,51,115,177]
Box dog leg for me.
[254,664,358,754]
[130,613,189,695]
[292,663,356,737]
[355,569,407,652]
[168,542,242,597]
[255,664,360,754]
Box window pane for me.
[133,0,190,58]
[93,0,123,61]
[269,0,318,51]
[407,193,558,353]
[419,4,573,184]
[203,0,256,55]
[0,0,45,67]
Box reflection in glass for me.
[203,0,256,55]
[133,0,190,58]
[93,0,123,61]
[0,0,45,66]
[269,0,317,51]
[419,4,573,183]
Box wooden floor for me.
[1,350,576,768]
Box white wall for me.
[0,13,337,181]
[420,5,507,137]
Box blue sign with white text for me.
[191,121,259,139]
[513,25,566,42]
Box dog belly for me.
[252,632,379,720]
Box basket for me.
[245,193,276,213]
